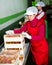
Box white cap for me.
[25,6,38,15]
[36,1,45,7]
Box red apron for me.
[27,22,48,65]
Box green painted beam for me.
[0,10,25,24]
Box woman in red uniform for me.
[36,1,47,40]
[36,1,46,25]
[6,6,48,65]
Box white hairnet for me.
[25,6,38,15]
[36,1,45,7]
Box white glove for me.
[5,30,14,35]
[22,32,31,39]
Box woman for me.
[36,1,48,40]
[36,1,46,26]
[6,6,48,65]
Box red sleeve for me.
[14,22,28,34]
[31,24,45,41]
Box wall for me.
[0,0,28,30]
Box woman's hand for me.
[5,30,14,35]
[22,32,31,39]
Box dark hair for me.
[42,7,47,12]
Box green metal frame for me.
[32,1,36,6]
[45,20,48,39]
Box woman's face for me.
[27,15,36,21]
[37,6,42,10]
